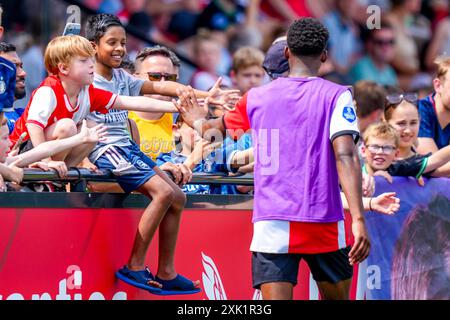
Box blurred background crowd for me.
[2,0,450,101]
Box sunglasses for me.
[373,39,395,46]
[386,93,418,107]
[147,72,178,82]
[367,144,397,155]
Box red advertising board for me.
[0,204,360,300]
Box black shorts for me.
[252,246,353,289]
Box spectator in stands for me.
[417,57,450,153]
[262,37,289,80]
[385,0,430,90]
[13,17,46,111]
[146,0,202,41]
[354,81,387,135]
[156,115,222,195]
[425,15,450,71]
[230,46,266,95]
[0,6,16,118]
[321,0,363,81]
[129,46,181,161]
[0,6,23,188]
[0,6,3,39]
[349,22,398,86]
[195,0,246,32]
[9,35,180,176]
[189,30,232,91]
[0,42,27,134]
[363,116,450,180]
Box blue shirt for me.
[0,57,16,112]
[4,108,24,134]
[156,151,212,195]
[322,11,362,70]
[348,55,398,86]
[418,94,450,149]
[215,134,252,195]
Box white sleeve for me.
[330,90,360,142]
[26,86,57,128]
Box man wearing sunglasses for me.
[348,22,398,86]
[129,46,181,161]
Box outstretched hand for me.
[174,86,209,128]
[79,120,108,144]
[207,77,241,110]
[371,192,400,215]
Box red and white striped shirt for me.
[10,75,117,145]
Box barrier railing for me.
[22,168,254,187]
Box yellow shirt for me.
[128,112,174,160]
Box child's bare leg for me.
[65,120,98,167]
[65,141,97,167]
[44,119,77,161]
[153,168,185,276]
[128,174,175,270]
[152,167,200,287]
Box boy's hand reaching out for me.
[207,77,241,111]
[174,86,209,128]
[371,192,400,215]
[79,120,108,144]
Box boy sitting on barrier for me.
[362,121,450,181]
[82,13,240,295]
[0,119,106,191]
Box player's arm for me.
[331,90,370,265]
[174,87,248,140]
[333,135,370,265]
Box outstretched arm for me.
[174,86,227,138]
[113,95,178,113]
[340,192,400,215]
[424,144,450,175]
[142,77,240,109]
[9,121,106,168]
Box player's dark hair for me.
[85,14,124,43]
[287,18,329,57]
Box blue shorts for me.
[94,142,157,193]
